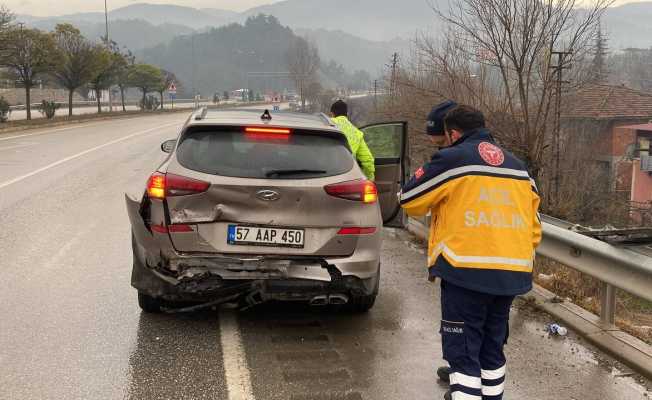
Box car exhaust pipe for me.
[328,294,349,305]
[309,295,328,306]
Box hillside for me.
[244,0,439,41]
[138,15,297,96]
[298,29,409,74]
[602,2,652,49]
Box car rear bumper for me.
[131,249,380,302]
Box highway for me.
[0,109,650,400]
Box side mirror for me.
[161,139,176,153]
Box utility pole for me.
[389,52,399,97]
[104,0,113,112]
[549,49,572,208]
[373,79,378,110]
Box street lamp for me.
[104,0,113,112]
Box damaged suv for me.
[126,108,407,313]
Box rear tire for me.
[138,292,163,313]
[347,292,377,313]
[347,266,380,313]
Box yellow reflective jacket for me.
[331,116,375,180]
[400,129,542,296]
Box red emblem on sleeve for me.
[415,167,425,179]
[478,142,505,166]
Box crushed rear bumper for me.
[131,251,380,302]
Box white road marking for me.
[0,122,180,191]
[0,121,112,142]
[0,142,37,151]
[220,310,255,400]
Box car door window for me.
[361,122,408,225]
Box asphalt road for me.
[0,110,650,400]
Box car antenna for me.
[261,109,272,121]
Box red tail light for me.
[151,223,194,234]
[324,179,378,204]
[147,173,210,199]
[337,227,377,235]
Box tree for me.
[431,0,611,209]
[223,90,229,101]
[51,24,102,117]
[1,27,58,120]
[287,37,320,112]
[90,48,124,113]
[127,64,163,108]
[155,69,177,109]
[590,24,609,83]
[113,45,135,112]
[0,5,13,33]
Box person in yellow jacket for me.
[330,100,375,180]
[400,103,541,400]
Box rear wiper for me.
[265,169,327,177]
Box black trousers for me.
[440,280,514,400]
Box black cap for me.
[426,100,457,136]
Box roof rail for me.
[194,107,209,120]
[319,112,336,127]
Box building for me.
[563,84,652,219]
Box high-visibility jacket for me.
[400,128,542,296]
[331,116,375,180]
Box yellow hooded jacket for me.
[331,116,375,180]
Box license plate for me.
[227,225,305,248]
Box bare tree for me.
[1,26,58,120]
[433,0,612,182]
[0,5,13,33]
[287,37,320,112]
[51,24,102,117]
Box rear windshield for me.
[176,128,354,179]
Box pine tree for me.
[590,24,609,83]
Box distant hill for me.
[244,0,439,41]
[297,29,410,75]
[138,15,298,96]
[602,2,652,49]
[24,17,193,51]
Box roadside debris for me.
[548,323,568,336]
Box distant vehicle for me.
[126,109,408,313]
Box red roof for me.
[618,123,652,131]
[563,84,652,119]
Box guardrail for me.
[408,215,652,328]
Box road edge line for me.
[219,310,256,400]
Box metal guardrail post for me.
[600,282,617,328]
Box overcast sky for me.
[1,0,645,16]
[2,1,285,16]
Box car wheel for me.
[138,292,163,313]
[347,267,380,313]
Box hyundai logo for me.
[256,190,281,201]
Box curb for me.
[406,217,652,380]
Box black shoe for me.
[444,390,452,400]
[437,366,451,383]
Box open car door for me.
[360,121,409,225]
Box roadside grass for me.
[535,258,652,344]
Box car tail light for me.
[147,173,210,199]
[324,180,378,204]
[337,227,377,235]
[151,223,194,234]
